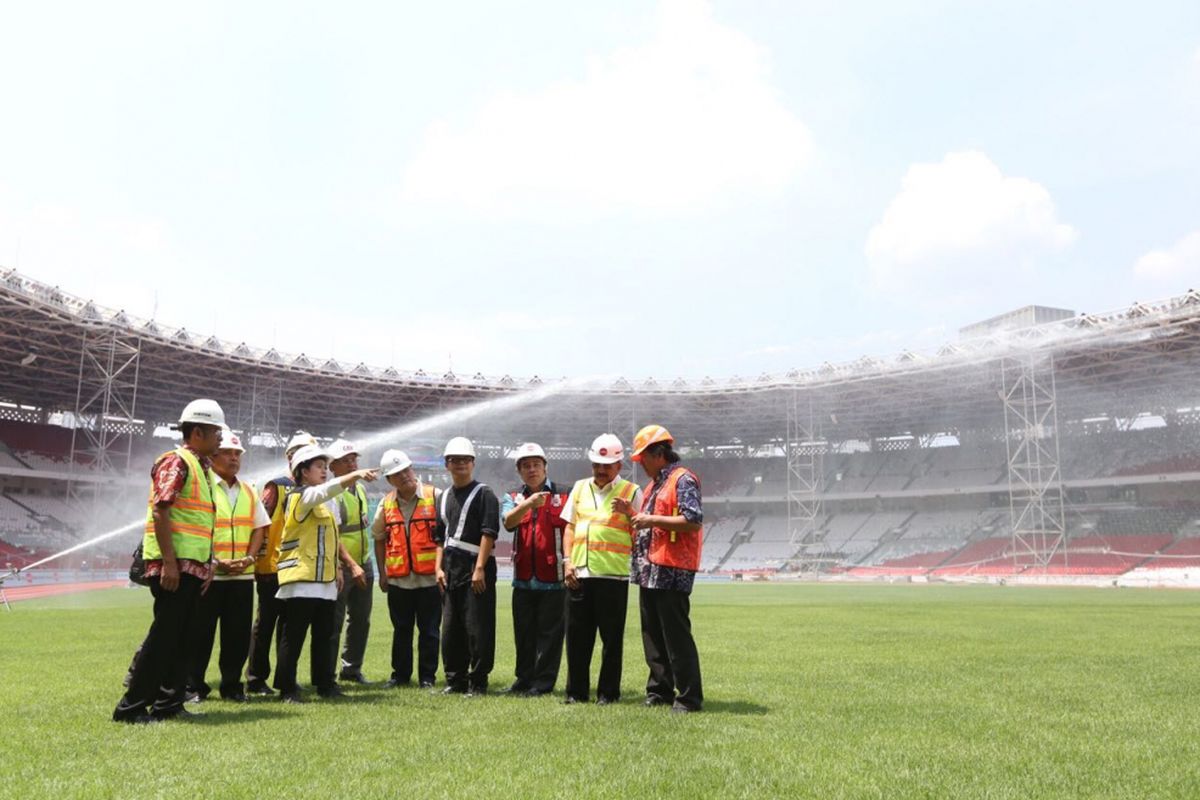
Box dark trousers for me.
[441,581,496,690]
[113,573,202,720]
[565,578,628,702]
[274,597,336,694]
[511,587,565,692]
[246,573,284,684]
[386,584,441,684]
[331,561,373,676]
[639,587,703,710]
[186,579,254,697]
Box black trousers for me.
[386,584,441,684]
[274,597,336,694]
[565,578,628,702]
[511,587,565,693]
[113,573,202,720]
[331,562,374,676]
[441,581,496,690]
[639,587,703,710]
[246,573,284,684]
[186,579,254,697]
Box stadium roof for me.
[2,267,1200,446]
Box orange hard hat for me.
[631,424,673,462]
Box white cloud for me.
[865,151,1077,292]
[1134,231,1200,283]
[398,0,812,218]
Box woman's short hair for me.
[292,457,326,484]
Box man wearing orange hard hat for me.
[625,424,704,713]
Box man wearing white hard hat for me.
[185,428,270,702]
[372,449,442,688]
[435,436,501,695]
[327,438,373,684]
[559,434,642,705]
[246,430,318,695]
[113,399,225,723]
[500,442,569,696]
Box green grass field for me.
[2,582,1199,799]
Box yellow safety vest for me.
[212,474,259,576]
[568,477,637,577]
[336,483,370,565]
[276,490,339,585]
[255,476,294,575]
[142,447,215,563]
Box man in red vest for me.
[500,442,569,697]
[625,424,705,713]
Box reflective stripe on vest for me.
[142,448,215,563]
[337,483,370,565]
[276,491,339,585]
[211,475,258,575]
[641,466,703,572]
[383,484,439,578]
[569,478,636,577]
[255,476,295,574]
[439,483,487,555]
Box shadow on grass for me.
[701,699,770,716]
[183,707,290,724]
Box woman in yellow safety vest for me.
[273,443,378,703]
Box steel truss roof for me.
[2,267,1200,447]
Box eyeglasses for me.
[446,456,474,465]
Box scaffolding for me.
[1001,352,1067,568]
[786,390,827,574]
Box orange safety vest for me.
[383,484,440,578]
[641,466,703,572]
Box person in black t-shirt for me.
[433,436,501,695]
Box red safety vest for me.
[383,485,440,578]
[508,483,568,583]
[641,466,703,572]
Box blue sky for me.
[0,0,1197,380]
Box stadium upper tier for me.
[3,267,1200,444]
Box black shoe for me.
[384,678,410,689]
[184,690,204,704]
[465,685,487,697]
[221,692,248,703]
[419,680,435,689]
[114,713,157,725]
[670,703,699,714]
[523,687,548,698]
[441,685,468,695]
[152,706,200,721]
[562,695,584,705]
[246,681,274,696]
[112,705,153,724]
[501,682,530,695]
[644,695,671,707]
[596,696,616,706]
[318,685,347,699]
[281,691,304,704]
[339,671,371,685]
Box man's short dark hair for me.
[646,441,680,464]
[179,422,201,441]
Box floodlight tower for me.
[787,389,827,575]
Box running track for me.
[2,580,126,602]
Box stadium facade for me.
[2,267,1200,585]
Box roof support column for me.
[787,389,826,575]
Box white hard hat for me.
[587,433,624,465]
[512,442,546,463]
[218,427,245,453]
[443,436,477,459]
[177,399,225,428]
[327,439,359,461]
[286,431,317,454]
[380,449,413,476]
[289,443,328,473]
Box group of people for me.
[112,398,705,723]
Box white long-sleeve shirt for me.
[276,478,349,602]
